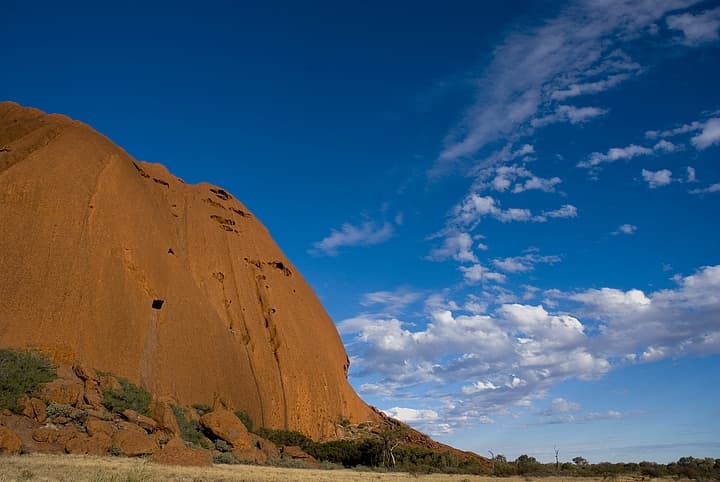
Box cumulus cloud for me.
[460,263,507,284]
[691,118,720,149]
[473,164,562,194]
[384,407,439,423]
[427,231,481,263]
[451,194,577,228]
[687,166,697,182]
[311,220,394,256]
[667,7,720,45]
[342,265,720,433]
[641,168,673,188]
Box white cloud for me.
[383,407,439,423]
[311,220,394,256]
[451,194,577,228]
[534,204,578,222]
[645,121,703,139]
[460,263,507,284]
[579,144,653,168]
[687,166,697,182]
[653,139,680,153]
[667,7,720,46]
[361,288,423,314]
[473,164,562,194]
[343,264,720,431]
[551,73,633,101]
[614,224,638,235]
[532,105,608,127]
[579,139,680,169]
[691,118,720,149]
[641,168,673,188]
[690,183,720,194]
[551,398,581,413]
[434,0,695,169]
[462,381,498,394]
[428,231,479,263]
[492,253,561,273]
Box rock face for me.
[0,101,376,440]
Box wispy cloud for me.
[361,288,423,314]
[641,168,673,188]
[667,6,720,46]
[311,219,394,256]
[532,105,608,127]
[492,253,561,273]
[433,0,697,172]
[690,183,720,194]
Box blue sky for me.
[3,0,720,463]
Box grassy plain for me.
[0,454,673,482]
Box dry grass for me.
[0,455,673,482]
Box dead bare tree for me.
[554,446,560,471]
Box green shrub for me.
[310,439,383,468]
[254,428,315,452]
[191,403,212,416]
[215,439,231,452]
[214,451,239,464]
[0,348,56,412]
[46,403,73,419]
[171,405,213,450]
[235,410,253,432]
[102,378,151,416]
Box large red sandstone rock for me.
[0,425,23,454]
[0,101,377,440]
[199,408,250,448]
[149,400,180,436]
[282,445,319,466]
[112,427,158,456]
[86,419,115,437]
[65,432,112,455]
[39,378,84,406]
[153,437,213,467]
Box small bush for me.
[191,403,212,416]
[46,403,73,419]
[0,348,56,412]
[235,410,253,432]
[215,439,231,452]
[214,452,240,464]
[171,405,213,450]
[254,428,314,452]
[102,378,151,416]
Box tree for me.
[573,456,589,466]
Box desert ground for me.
[0,455,670,482]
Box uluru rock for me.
[0,101,377,440]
